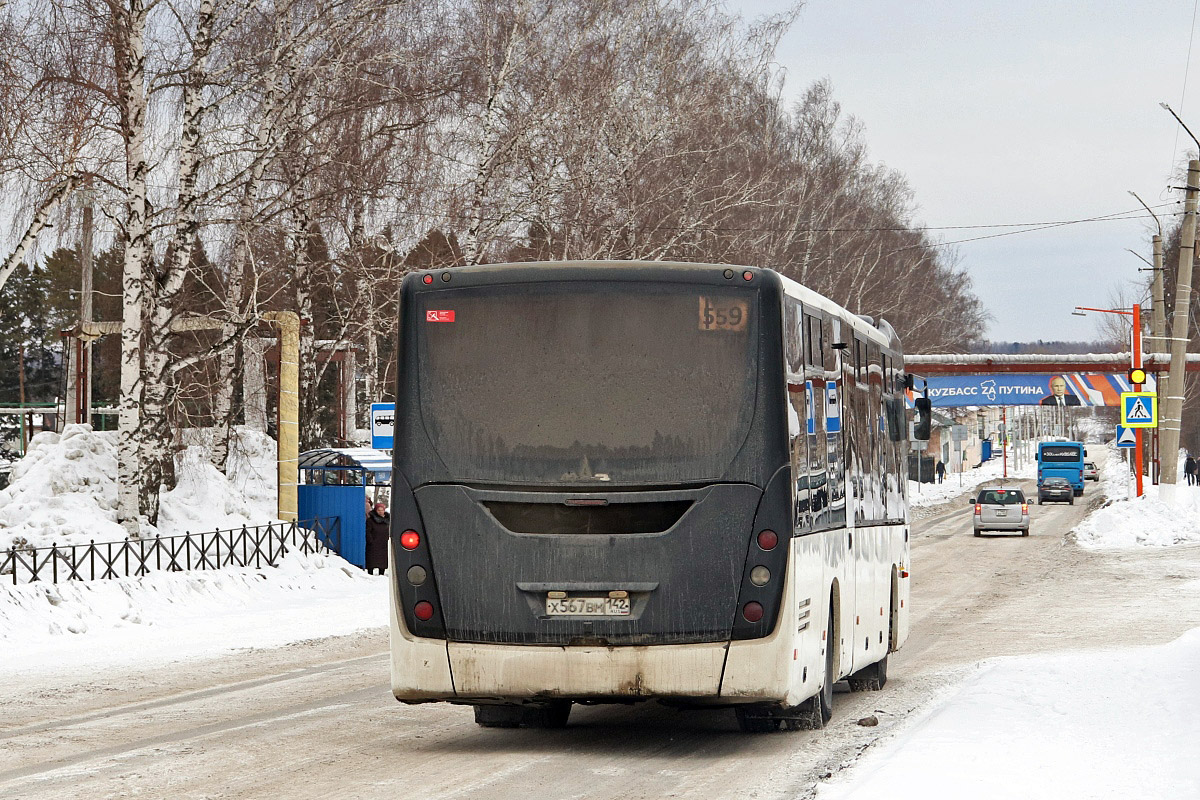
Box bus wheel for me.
[524,700,572,729]
[848,653,888,692]
[473,704,524,728]
[735,705,781,733]
[792,612,837,729]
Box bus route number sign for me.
[699,297,749,331]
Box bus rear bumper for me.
[443,640,729,701]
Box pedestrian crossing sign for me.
[1120,392,1157,428]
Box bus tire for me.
[473,704,523,728]
[848,653,888,692]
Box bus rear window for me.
[414,281,758,486]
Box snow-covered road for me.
[3,470,1199,799]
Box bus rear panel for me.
[387,261,912,721]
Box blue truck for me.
[1037,441,1086,496]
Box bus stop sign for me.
[371,403,396,449]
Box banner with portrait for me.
[916,373,1156,407]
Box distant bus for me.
[387,261,931,733]
[1037,441,1086,496]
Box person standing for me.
[1185,455,1197,487]
[936,460,946,484]
[365,501,391,575]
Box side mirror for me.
[913,397,932,441]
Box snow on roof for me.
[297,448,393,473]
[907,352,1200,365]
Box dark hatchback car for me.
[1038,477,1074,505]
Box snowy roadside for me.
[813,442,1200,800]
[908,446,1037,516]
[0,424,390,679]
[0,551,387,679]
[1071,444,1200,548]
[813,627,1200,800]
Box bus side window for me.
[785,297,804,376]
[785,299,812,533]
[823,314,846,526]
[805,314,820,368]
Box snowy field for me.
[816,628,1200,800]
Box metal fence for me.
[0,517,341,585]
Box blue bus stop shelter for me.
[297,448,393,568]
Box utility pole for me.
[1152,231,1165,484]
[1159,158,1200,501]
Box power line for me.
[1171,0,1200,171]
[889,204,1186,254]
[376,201,1181,237]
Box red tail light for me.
[757,529,778,550]
[1021,503,1029,513]
[742,602,764,622]
[400,530,420,550]
[974,503,981,515]
[414,601,434,621]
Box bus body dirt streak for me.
[387,261,927,732]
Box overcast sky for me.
[749,0,1200,344]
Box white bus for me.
[386,261,930,732]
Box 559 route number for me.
[699,297,748,332]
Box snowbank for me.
[0,550,386,677]
[816,628,1200,800]
[1072,444,1200,549]
[0,424,280,551]
[0,425,126,549]
[159,427,279,535]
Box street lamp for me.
[1074,304,1147,497]
[1160,102,1200,151]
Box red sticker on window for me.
[425,310,455,322]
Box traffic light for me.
[1128,367,1148,385]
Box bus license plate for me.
[546,596,631,616]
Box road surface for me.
[3,478,1198,799]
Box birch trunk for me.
[138,0,216,522]
[212,34,288,470]
[113,0,150,534]
[291,205,319,449]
